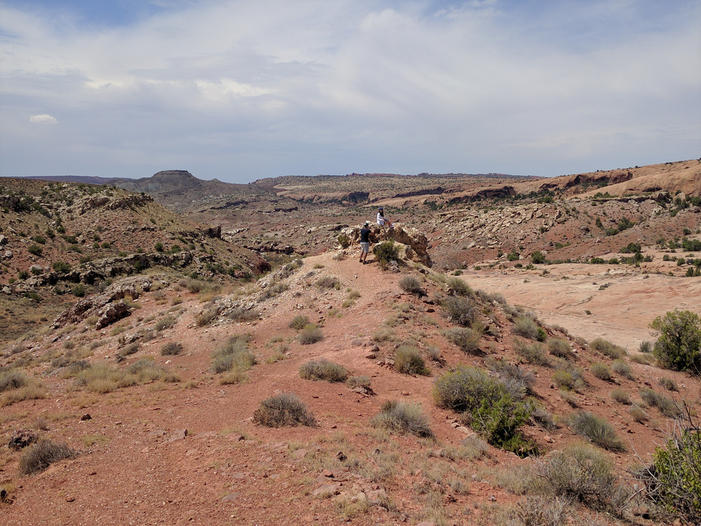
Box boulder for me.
[341,224,432,266]
[95,300,131,329]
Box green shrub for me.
[289,315,309,330]
[161,342,183,356]
[19,440,77,475]
[52,261,71,273]
[446,276,471,296]
[253,393,317,427]
[372,400,433,438]
[155,315,177,331]
[651,310,701,374]
[299,359,349,382]
[507,251,520,261]
[515,339,550,366]
[443,327,481,354]
[611,389,631,405]
[337,233,351,248]
[399,276,424,296]
[486,359,534,400]
[441,296,476,327]
[72,284,86,297]
[28,244,43,256]
[433,366,535,456]
[531,251,546,264]
[373,241,398,266]
[154,242,164,252]
[548,338,574,360]
[211,335,255,374]
[394,345,429,375]
[590,337,626,359]
[640,388,682,418]
[570,412,625,451]
[639,427,701,523]
[591,363,612,381]
[514,316,544,341]
[299,324,323,345]
[535,443,628,513]
[611,359,633,379]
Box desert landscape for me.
[1,159,700,525]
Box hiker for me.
[376,207,392,228]
[359,222,371,264]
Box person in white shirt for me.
[376,207,392,228]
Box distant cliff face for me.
[115,170,202,195]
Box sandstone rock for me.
[0,235,6,245]
[2,250,12,259]
[95,300,131,329]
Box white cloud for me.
[29,113,57,124]
[1,1,700,180]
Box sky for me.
[1,0,700,182]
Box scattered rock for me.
[167,429,188,442]
[312,483,341,497]
[80,414,92,421]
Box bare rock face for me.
[341,224,432,266]
[95,300,131,329]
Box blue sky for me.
[1,0,700,182]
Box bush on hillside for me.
[19,440,77,475]
[651,310,701,375]
[211,335,255,374]
[373,241,398,266]
[446,276,471,296]
[394,345,430,375]
[444,327,481,355]
[299,359,349,382]
[372,400,433,438]
[253,393,317,427]
[548,338,574,360]
[441,296,476,327]
[590,337,626,359]
[289,315,309,330]
[399,276,425,296]
[569,411,625,452]
[299,324,323,345]
[514,316,546,341]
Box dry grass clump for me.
[75,359,176,393]
[569,411,625,451]
[611,359,633,379]
[486,358,535,400]
[629,405,648,423]
[534,443,629,514]
[211,335,255,374]
[446,276,471,296]
[289,315,309,330]
[258,282,289,300]
[227,306,259,322]
[253,393,317,427]
[195,306,218,326]
[552,363,585,391]
[591,362,613,381]
[372,400,433,438]
[507,496,569,526]
[658,377,677,391]
[160,342,183,356]
[398,276,425,296]
[640,388,682,418]
[347,375,371,390]
[155,315,177,331]
[513,316,546,341]
[0,369,28,392]
[443,327,481,354]
[299,324,323,345]
[639,340,652,353]
[590,337,626,359]
[547,338,574,360]
[611,389,631,405]
[394,345,430,375]
[514,339,550,366]
[19,440,77,475]
[117,342,140,359]
[316,276,341,289]
[441,296,476,327]
[299,360,349,382]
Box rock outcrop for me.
[340,224,432,267]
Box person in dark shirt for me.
[359,222,371,264]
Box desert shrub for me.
[161,342,183,356]
[590,337,626,359]
[651,310,701,374]
[514,339,550,366]
[299,360,349,382]
[639,426,701,523]
[155,315,176,331]
[399,276,425,296]
[372,400,433,438]
[591,362,612,381]
[507,251,520,261]
[611,359,633,379]
[441,296,476,327]
[443,327,481,354]
[52,261,71,273]
[211,335,255,374]
[507,495,569,526]
[289,315,309,330]
[658,377,677,391]
[531,251,546,264]
[547,338,574,360]
[195,307,218,326]
[117,342,140,359]
[569,411,625,451]
[446,276,471,296]
[253,393,317,427]
[227,306,259,322]
[259,282,289,300]
[629,405,648,423]
[0,370,28,392]
[433,366,535,455]
[513,316,545,341]
[611,389,631,405]
[535,443,628,512]
[640,388,682,418]
[299,324,323,345]
[486,359,535,400]
[373,241,398,266]
[337,233,351,248]
[347,375,371,390]
[394,345,429,375]
[19,440,77,475]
